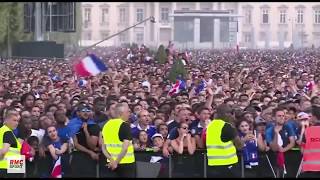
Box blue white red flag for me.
[195,80,207,95]
[74,54,108,77]
[51,156,62,178]
[168,79,186,96]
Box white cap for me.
[297,112,310,120]
[151,133,163,140]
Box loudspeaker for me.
[12,41,64,58]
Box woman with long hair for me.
[170,122,196,155]
[134,130,153,151]
[236,119,259,177]
[170,122,197,177]
[40,125,69,178]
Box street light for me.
[70,16,156,58]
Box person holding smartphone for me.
[236,119,259,177]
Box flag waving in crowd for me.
[48,69,61,82]
[194,80,207,95]
[168,79,187,96]
[51,156,62,178]
[73,54,108,77]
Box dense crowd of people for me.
[0,44,320,178]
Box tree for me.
[155,44,167,64]
[0,3,32,57]
[168,57,187,83]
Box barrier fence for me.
[94,149,302,178]
[21,149,302,178]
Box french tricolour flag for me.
[195,80,207,95]
[168,79,186,96]
[51,156,62,178]
[74,54,108,77]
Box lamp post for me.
[69,16,156,58]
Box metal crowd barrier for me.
[97,150,301,178]
[22,149,302,178]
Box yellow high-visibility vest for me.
[102,118,135,164]
[0,125,22,169]
[206,119,238,166]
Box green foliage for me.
[0,3,32,56]
[155,44,167,64]
[168,58,187,83]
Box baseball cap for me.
[297,112,310,120]
[77,103,92,112]
[151,133,164,141]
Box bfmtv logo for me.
[7,155,25,173]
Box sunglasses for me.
[80,108,91,112]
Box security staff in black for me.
[206,104,244,178]
[100,102,136,178]
[71,103,100,177]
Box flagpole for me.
[69,16,156,59]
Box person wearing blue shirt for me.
[285,120,298,138]
[266,121,275,130]
[189,107,211,148]
[131,110,156,140]
[236,119,259,177]
[54,109,71,141]
[166,103,184,132]
[265,107,296,178]
[67,103,96,138]
[285,107,299,139]
[42,126,69,178]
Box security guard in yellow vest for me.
[100,102,136,178]
[0,109,22,178]
[206,104,243,178]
